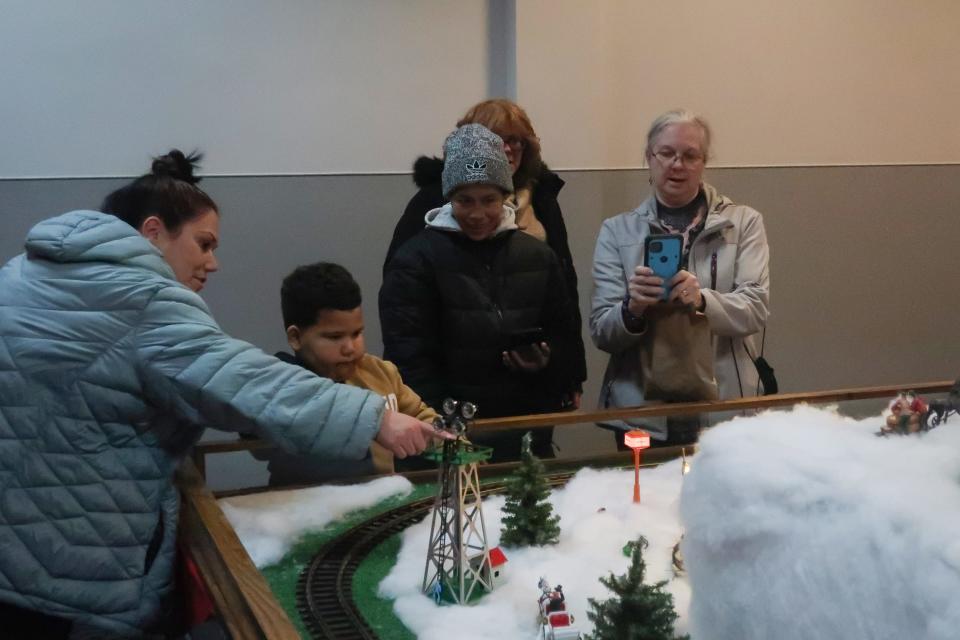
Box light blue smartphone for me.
[643,234,683,300]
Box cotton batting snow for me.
[681,404,960,640]
[213,405,959,639]
[379,462,690,640]
[219,475,413,567]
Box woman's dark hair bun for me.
[151,149,204,185]
[102,147,216,231]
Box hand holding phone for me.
[505,327,546,350]
[503,342,550,372]
[503,327,550,372]
[643,234,683,300]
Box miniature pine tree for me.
[585,536,689,640]
[499,432,561,546]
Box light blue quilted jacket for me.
[0,211,385,636]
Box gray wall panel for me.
[702,165,960,391]
[3,165,958,490]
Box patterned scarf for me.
[657,189,707,268]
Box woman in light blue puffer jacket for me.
[0,150,440,638]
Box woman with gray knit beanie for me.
[380,124,585,462]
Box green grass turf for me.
[349,472,522,636]
[259,482,437,638]
[352,532,417,640]
[258,465,630,637]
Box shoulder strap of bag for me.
[714,248,777,395]
[710,251,718,290]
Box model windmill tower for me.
[422,399,497,604]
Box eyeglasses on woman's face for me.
[493,131,525,174]
[652,147,705,168]
[497,134,526,150]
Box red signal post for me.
[624,430,651,503]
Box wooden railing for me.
[190,380,954,479]
[176,459,301,640]
[177,380,953,638]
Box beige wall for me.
[517,0,960,168]
[6,2,958,177]
[5,0,955,312]
[0,1,490,177]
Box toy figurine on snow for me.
[537,577,582,640]
[539,577,565,612]
[926,377,960,429]
[878,390,930,436]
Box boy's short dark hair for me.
[281,262,362,329]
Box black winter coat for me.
[379,226,583,419]
[384,156,587,391]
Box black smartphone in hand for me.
[505,327,546,351]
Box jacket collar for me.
[535,166,564,198]
[631,182,734,235]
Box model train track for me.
[297,472,576,640]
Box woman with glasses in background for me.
[590,109,770,446]
[384,99,586,411]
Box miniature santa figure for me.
[883,391,929,434]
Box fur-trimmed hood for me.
[411,155,563,198]
[413,155,444,189]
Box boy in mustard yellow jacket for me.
[262,262,438,485]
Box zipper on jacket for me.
[688,220,726,285]
[481,258,505,331]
